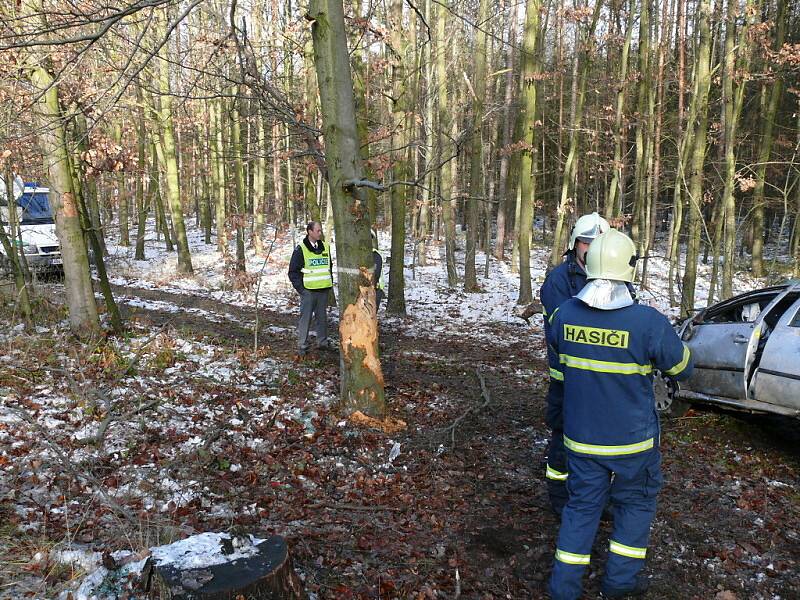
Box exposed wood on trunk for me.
[310,0,386,417]
[30,65,100,336]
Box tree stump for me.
[149,533,307,600]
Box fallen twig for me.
[68,327,166,447]
[441,368,492,449]
[8,406,142,527]
[78,397,160,447]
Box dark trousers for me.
[549,449,663,600]
[375,288,385,311]
[297,289,329,352]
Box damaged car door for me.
[668,283,800,418]
[678,288,784,402]
[748,292,800,415]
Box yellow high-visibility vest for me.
[300,241,332,289]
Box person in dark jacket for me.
[539,212,609,515]
[288,222,333,356]
[371,229,385,311]
[547,229,693,600]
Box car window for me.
[763,292,800,330]
[703,292,781,323]
[789,305,800,328]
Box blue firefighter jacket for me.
[547,298,693,455]
[540,254,586,382]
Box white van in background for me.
[0,176,63,276]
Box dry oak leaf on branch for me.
[348,410,406,434]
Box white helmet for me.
[584,229,637,282]
[568,212,610,250]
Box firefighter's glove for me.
[661,375,679,399]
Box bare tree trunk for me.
[707,198,724,305]
[1,167,33,326]
[310,0,386,417]
[201,122,213,245]
[388,0,409,313]
[350,0,377,226]
[231,89,248,272]
[511,182,521,273]
[549,0,603,266]
[640,0,671,288]
[639,0,659,284]
[435,1,458,287]
[73,113,107,257]
[304,16,321,223]
[74,168,124,333]
[416,0,435,266]
[156,23,193,275]
[721,0,756,298]
[494,4,519,259]
[31,65,99,336]
[463,0,490,291]
[606,0,635,220]
[211,99,227,253]
[793,107,800,279]
[631,0,651,250]
[751,0,786,278]
[134,140,148,262]
[114,123,130,246]
[516,0,541,303]
[680,0,713,317]
[253,117,266,253]
[668,0,687,306]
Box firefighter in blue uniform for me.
[539,212,609,515]
[547,229,693,600]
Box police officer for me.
[546,229,693,600]
[371,229,385,311]
[288,221,334,356]
[539,212,609,515]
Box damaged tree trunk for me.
[30,65,100,336]
[309,0,386,417]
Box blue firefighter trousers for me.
[548,448,663,600]
[545,380,569,515]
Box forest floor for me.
[1,226,798,600]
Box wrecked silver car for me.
[657,281,800,419]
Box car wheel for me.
[654,376,690,418]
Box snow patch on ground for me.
[103,218,774,351]
[2,217,785,599]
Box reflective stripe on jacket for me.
[540,254,587,381]
[547,298,693,456]
[301,241,333,289]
